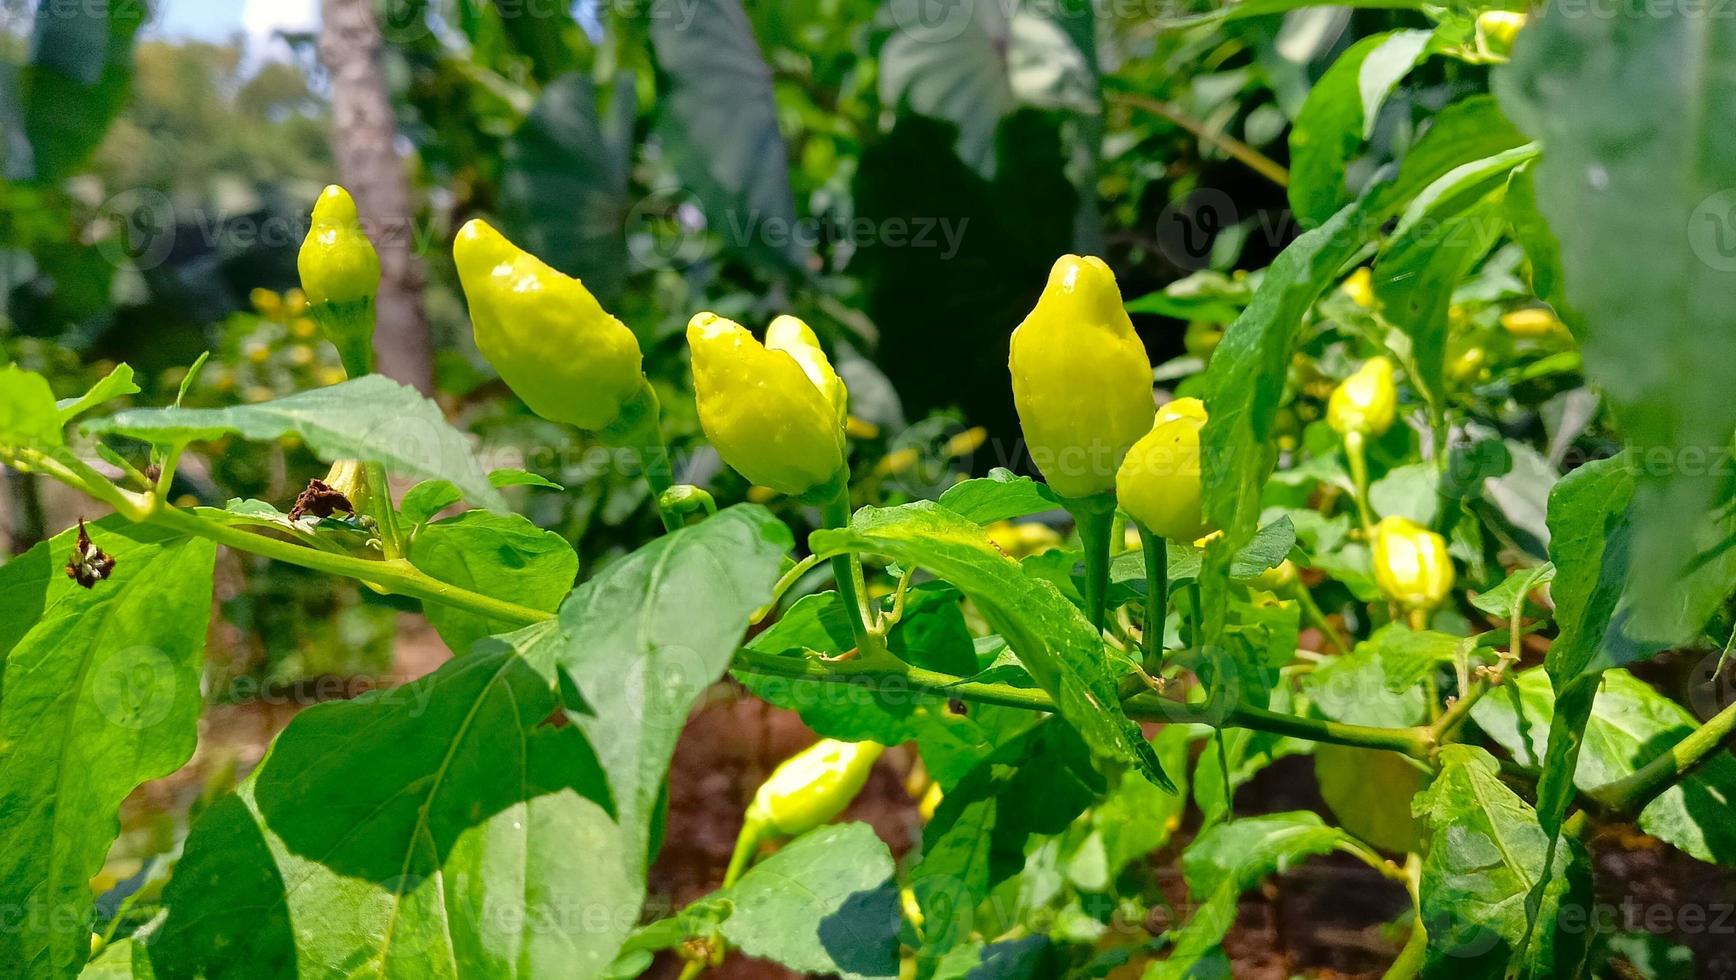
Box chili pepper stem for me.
[819,480,881,656]
[1344,431,1376,537]
[1066,494,1117,633]
[1136,521,1168,672]
[722,818,765,889]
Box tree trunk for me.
[318,0,432,394]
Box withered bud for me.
[65,519,116,589]
[288,479,355,522]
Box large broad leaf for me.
[1365,94,1530,218]
[499,73,632,303]
[145,506,789,978]
[1413,746,1595,979]
[5,0,145,182]
[556,505,791,875]
[720,822,899,979]
[1497,0,1736,644]
[1287,29,1434,226]
[1147,812,1349,979]
[408,511,578,656]
[648,0,808,276]
[812,502,1173,790]
[937,468,1062,524]
[86,376,506,511]
[144,624,640,978]
[1472,668,1736,866]
[0,520,214,980]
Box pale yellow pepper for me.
[1009,255,1155,500]
[1116,397,1211,542]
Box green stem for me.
[1591,696,1736,816]
[1138,522,1168,672]
[146,505,550,628]
[819,482,878,654]
[1291,583,1349,654]
[1067,495,1116,633]
[363,460,404,559]
[722,818,763,889]
[730,647,1436,758]
[1345,432,1376,537]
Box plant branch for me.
[1107,90,1291,188]
[730,647,1436,758]
[1589,696,1736,817]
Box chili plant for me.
[5,3,1736,979]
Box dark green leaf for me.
[649,0,808,275]
[0,520,214,979]
[86,376,506,511]
[1365,95,1530,218]
[408,511,578,655]
[500,73,631,303]
[7,0,145,182]
[1288,30,1434,226]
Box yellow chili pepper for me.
[1499,306,1567,339]
[1341,267,1376,309]
[1009,255,1155,500]
[1115,397,1210,542]
[297,185,381,377]
[1328,357,1398,439]
[1475,10,1526,59]
[1371,516,1455,610]
[687,312,847,498]
[454,218,646,432]
[743,739,885,838]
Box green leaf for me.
[1067,727,1192,890]
[0,365,64,449]
[1373,182,1507,418]
[86,376,506,511]
[489,468,563,491]
[1192,701,1313,828]
[908,721,1102,953]
[1365,95,1530,218]
[558,505,792,874]
[55,364,138,423]
[721,822,899,979]
[1504,165,1564,307]
[1303,627,1428,729]
[1288,29,1435,226]
[1148,812,1348,979]
[408,511,578,655]
[1199,202,1378,642]
[740,592,1029,788]
[0,520,215,979]
[812,502,1173,790]
[400,480,464,528]
[649,0,809,276]
[1472,668,1736,865]
[1470,562,1555,617]
[1315,744,1423,854]
[147,506,787,978]
[937,468,1061,524]
[1413,745,1594,978]
[1497,1,1736,644]
[146,623,641,978]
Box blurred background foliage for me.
[0,0,1551,697]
